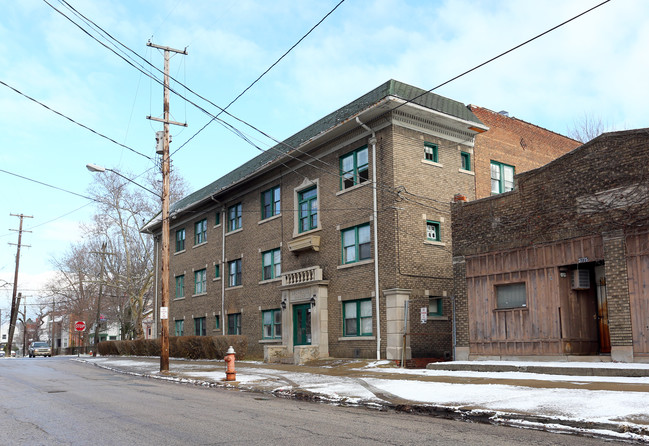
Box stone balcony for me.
[281,266,323,287]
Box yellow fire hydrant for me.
[224,346,236,381]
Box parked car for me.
[28,341,51,357]
[0,350,5,357]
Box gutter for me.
[356,116,381,360]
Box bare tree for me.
[567,113,614,143]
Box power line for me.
[0,80,152,161]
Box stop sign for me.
[74,321,86,332]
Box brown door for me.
[596,275,611,353]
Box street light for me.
[87,162,170,372]
[86,164,159,197]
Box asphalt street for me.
[0,357,622,446]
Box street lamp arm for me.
[86,164,160,198]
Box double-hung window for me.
[340,146,369,189]
[461,152,471,171]
[214,211,221,226]
[424,142,438,162]
[175,228,185,252]
[194,317,206,336]
[341,224,371,264]
[194,269,206,294]
[262,248,281,280]
[215,315,220,330]
[343,299,373,336]
[228,203,242,231]
[298,187,318,233]
[491,161,515,194]
[261,186,281,219]
[175,275,184,299]
[262,309,281,339]
[194,219,207,245]
[174,320,184,336]
[228,313,241,335]
[426,221,441,242]
[228,259,242,287]
[214,263,220,279]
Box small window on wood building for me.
[496,283,526,309]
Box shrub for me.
[97,336,247,360]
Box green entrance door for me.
[293,303,312,346]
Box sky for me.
[1,0,647,320]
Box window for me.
[215,315,220,330]
[491,161,515,194]
[228,313,241,335]
[228,203,242,231]
[343,299,373,336]
[298,187,318,233]
[340,146,369,189]
[194,219,207,245]
[262,309,282,339]
[428,297,443,317]
[461,152,471,171]
[175,275,184,299]
[261,186,281,219]
[194,317,206,336]
[214,263,220,279]
[175,228,185,252]
[496,283,527,309]
[342,224,371,264]
[262,248,281,280]
[194,269,206,294]
[215,211,221,226]
[174,320,184,336]
[426,221,441,242]
[228,259,242,287]
[424,142,438,162]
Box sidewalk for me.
[79,356,649,443]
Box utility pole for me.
[51,298,56,356]
[146,41,187,373]
[6,213,32,357]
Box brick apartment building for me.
[144,80,579,363]
[452,128,649,362]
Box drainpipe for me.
[221,206,226,335]
[356,117,381,360]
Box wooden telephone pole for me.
[146,41,187,372]
[6,213,32,356]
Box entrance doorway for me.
[293,304,311,346]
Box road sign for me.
[74,321,86,332]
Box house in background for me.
[144,80,579,364]
[452,128,649,362]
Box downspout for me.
[221,206,226,335]
[356,117,381,360]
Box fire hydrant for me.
[224,346,236,381]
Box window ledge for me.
[459,168,474,176]
[424,240,446,247]
[336,181,369,196]
[192,292,207,298]
[258,214,281,225]
[192,242,208,249]
[173,297,185,301]
[494,306,528,312]
[421,159,443,168]
[337,258,374,270]
[225,285,243,291]
[338,336,376,341]
[427,316,449,321]
[259,339,282,344]
[293,227,322,238]
[226,227,243,236]
[259,277,282,285]
[213,223,221,229]
[212,277,221,282]
[173,249,186,256]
